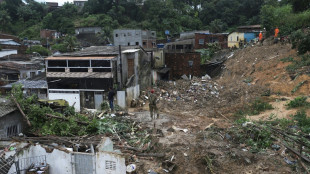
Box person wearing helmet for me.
[149,89,158,120]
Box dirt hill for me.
[130,40,310,173]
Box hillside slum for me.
[2,39,310,174]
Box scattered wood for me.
[115,145,142,152]
[283,143,310,163]
[11,94,31,126]
[136,153,165,158]
[46,114,88,125]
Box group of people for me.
[107,87,159,120]
[258,27,280,45]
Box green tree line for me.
[0,0,309,40]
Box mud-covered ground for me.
[125,40,310,173]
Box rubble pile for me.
[154,75,223,109]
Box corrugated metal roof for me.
[2,80,47,89]
[122,49,140,53]
[46,72,113,78]
[45,56,116,60]
[55,45,142,57]
[0,98,17,118]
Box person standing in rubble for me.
[259,31,264,45]
[108,87,115,111]
[149,89,158,120]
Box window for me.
[128,42,130,46]
[136,42,139,45]
[128,32,132,36]
[199,39,204,45]
[7,125,19,137]
[143,42,146,45]
[115,34,118,37]
[237,36,239,41]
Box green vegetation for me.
[25,45,51,56]
[1,0,308,42]
[285,55,310,73]
[286,96,309,108]
[291,81,306,93]
[10,85,151,148]
[234,98,273,117]
[280,57,295,62]
[196,43,220,64]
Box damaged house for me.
[2,137,126,174]
[163,31,228,79]
[45,46,151,111]
[0,98,25,138]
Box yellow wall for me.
[228,32,245,48]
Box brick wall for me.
[165,53,201,79]
[194,33,228,49]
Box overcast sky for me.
[35,0,74,6]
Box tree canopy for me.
[0,0,309,41]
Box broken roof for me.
[0,98,17,118]
[56,45,142,57]
[1,80,47,89]
[45,56,116,60]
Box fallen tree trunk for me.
[46,114,88,125]
[11,94,31,126]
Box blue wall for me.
[244,33,257,42]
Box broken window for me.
[199,39,204,45]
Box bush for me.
[291,29,310,55]
[287,96,309,108]
[234,98,273,117]
[26,45,51,56]
[51,44,67,53]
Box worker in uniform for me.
[149,89,158,120]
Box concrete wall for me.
[19,70,41,79]
[153,49,164,68]
[126,85,140,105]
[8,145,73,174]
[0,111,24,138]
[194,33,228,49]
[48,89,81,112]
[75,27,102,34]
[165,53,201,79]
[113,30,143,47]
[117,91,126,109]
[8,142,126,174]
[228,32,245,48]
